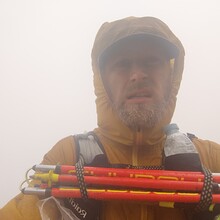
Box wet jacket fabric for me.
[1,16,220,220]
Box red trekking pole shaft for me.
[33,164,220,183]
[32,173,210,192]
[22,187,220,203]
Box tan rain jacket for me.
[1,16,220,220]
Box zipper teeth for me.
[132,151,137,165]
[132,131,145,219]
[132,131,143,166]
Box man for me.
[1,16,220,220]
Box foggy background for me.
[1,0,220,207]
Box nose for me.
[129,63,148,82]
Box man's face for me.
[101,38,173,130]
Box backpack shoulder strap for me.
[74,131,109,167]
[63,132,106,220]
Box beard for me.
[114,100,169,130]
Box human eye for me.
[114,59,131,69]
[144,57,164,68]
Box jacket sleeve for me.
[0,135,77,220]
[193,138,220,172]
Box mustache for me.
[125,81,152,96]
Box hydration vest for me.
[63,131,219,220]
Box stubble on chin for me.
[114,101,168,130]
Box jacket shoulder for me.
[0,194,41,220]
[0,136,78,219]
[42,135,77,165]
[193,138,220,172]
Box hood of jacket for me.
[91,16,185,148]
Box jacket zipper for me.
[132,130,143,166]
[132,130,147,220]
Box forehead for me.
[99,37,171,67]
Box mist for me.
[1,0,220,207]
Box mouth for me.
[126,89,152,103]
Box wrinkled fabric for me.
[37,197,80,220]
[1,16,220,220]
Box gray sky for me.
[1,0,220,207]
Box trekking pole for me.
[22,186,220,203]
[33,164,220,183]
[30,172,220,193]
